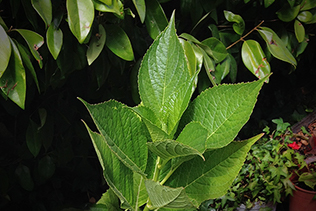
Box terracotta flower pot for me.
[289,185,316,211]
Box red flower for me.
[288,142,301,150]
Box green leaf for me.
[144,0,168,40]
[147,140,204,161]
[223,10,245,35]
[258,27,297,68]
[241,40,270,82]
[0,38,26,109]
[67,0,94,43]
[87,24,106,65]
[26,119,42,157]
[179,33,202,44]
[300,0,316,11]
[46,24,63,60]
[179,39,197,77]
[99,0,111,4]
[132,0,146,23]
[38,155,55,180]
[180,78,266,149]
[83,123,147,210]
[228,54,237,83]
[145,180,194,209]
[294,20,305,43]
[80,99,148,176]
[214,57,230,84]
[276,4,300,22]
[15,164,34,191]
[15,41,40,92]
[105,25,134,61]
[200,37,228,63]
[12,29,44,68]
[297,11,314,22]
[0,25,11,77]
[164,134,264,207]
[93,0,124,18]
[31,0,52,28]
[93,188,121,211]
[264,0,275,8]
[138,12,195,136]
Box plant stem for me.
[226,20,265,50]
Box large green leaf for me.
[0,25,11,77]
[258,27,297,67]
[145,180,194,209]
[93,0,124,18]
[67,0,94,43]
[223,10,245,35]
[200,37,228,63]
[164,134,263,207]
[80,99,148,176]
[31,0,52,28]
[46,24,63,60]
[138,12,195,136]
[294,20,305,43]
[105,25,134,61]
[87,24,106,65]
[84,124,147,210]
[12,29,44,68]
[180,77,266,149]
[132,0,146,23]
[241,40,270,82]
[144,0,168,39]
[0,38,26,109]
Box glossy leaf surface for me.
[276,4,300,22]
[87,24,106,65]
[31,0,52,27]
[132,0,146,23]
[241,40,270,81]
[294,20,305,43]
[67,0,94,43]
[93,0,124,17]
[201,37,228,63]
[46,24,63,59]
[224,10,245,35]
[105,25,134,61]
[0,25,11,77]
[297,11,313,22]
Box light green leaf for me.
[0,16,9,31]
[214,57,230,84]
[87,24,106,65]
[12,29,44,68]
[84,124,147,210]
[258,27,297,67]
[297,11,313,22]
[138,12,195,136]
[46,24,63,60]
[0,25,11,77]
[276,4,300,22]
[93,0,124,18]
[0,38,26,109]
[179,33,202,44]
[145,180,194,209]
[144,0,168,39]
[147,140,204,161]
[300,0,316,11]
[294,20,305,43]
[241,40,270,82]
[80,99,148,176]
[67,0,94,43]
[200,37,228,63]
[228,54,237,83]
[164,134,264,207]
[31,0,52,28]
[99,0,111,4]
[93,188,121,211]
[223,10,245,35]
[26,119,42,157]
[132,0,146,23]
[105,25,134,61]
[179,38,196,77]
[180,78,266,149]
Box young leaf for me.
[145,180,194,209]
[164,134,264,207]
[138,12,195,136]
[93,0,124,18]
[132,0,146,23]
[223,10,245,35]
[241,40,270,81]
[258,27,297,68]
[0,38,26,109]
[46,24,63,60]
[294,20,305,43]
[180,77,267,149]
[105,25,134,61]
[80,99,148,176]
[31,0,52,28]
[12,29,44,68]
[87,24,106,65]
[84,123,147,210]
[144,0,168,39]
[200,37,228,63]
[0,25,11,77]
[67,0,94,43]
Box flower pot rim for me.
[294,184,316,194]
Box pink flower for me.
[288,142,301,150]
